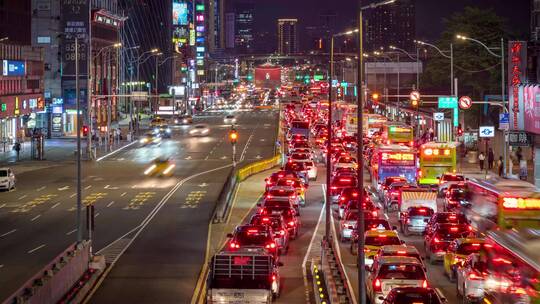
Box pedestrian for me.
[13,141,21,161]
[497,156,504,176]
[478,152,485,171]
[488,148,494,169]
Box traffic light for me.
[457,124,463,137]
[411,99,419,107]
[82,125,89,136]
[372,93,380,101]
[229,129,238,144]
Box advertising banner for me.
[254,66,281,89]
[172,1,188,25]
[523,85,540,134]
[508,41,527,130]
[61,0,89,77]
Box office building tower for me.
[364,0,415,52]
[277,18,298,55]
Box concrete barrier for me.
[2,241,91,304]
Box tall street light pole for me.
[456,35,506,175]
[357,1,396,303]
[327,29,358,240]
[415,40,454,95]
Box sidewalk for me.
[458,157,534,183]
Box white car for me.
[437,173,465,194]
[223,115,237,124]
[456,253,487,303]
[189,124,210,136]
[0,168,16,190]
[304,161,318,180]
[366,256,428,304]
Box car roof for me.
[269,185,295,191]
[377,256,422,265]
[456,237,485,245]
[379,245,419,254]
[365,230,399,237]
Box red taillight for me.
[397,250,407,254]
[229,242,240,249]
[262,217,270,222]
[374,279,382,292]
[433,237,441,243]
[468,225,473,231]
[266,194,272,199]
[272,274,277,282]
[266,242,276,249]
[422,280,428,288]
[450,227,459,232]
[331,186,338,190]
[340,196,346,202]
[468,272,482,280]
[372,210,377,217]
[288,221,295,227]
[279,230,286,236]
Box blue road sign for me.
[479,126,495,138]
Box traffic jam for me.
[205,89,540,304]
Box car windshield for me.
[195,125,206,129]
[292,121,309,129]
[436,213,468,224]
[269,189,295,196]
[449,189,467,200]
[365,235,401,247]
[0,170,7,177]
[264,200,290,208]
[235,229,271,246]
[291,153,310,160]
[226,115,234,118]
[365,219,391,230]
[285,162,307,171]
[442,174,464,182]
[385,178,406,187]
[409,208,434,217]
[276,179,302,188]
[333,177,357,187]
[456,243,484,255]
[435,228,469,240]
[378,264,425,280]
[392,290,442,304]
[251,217,283,231]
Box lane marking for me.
[107,201,115,208]
[0,229,17,238]
[51,203,60,209]
[0,265,3,269]
[66,229,77,236]
[384,213,389,220]
[120,192,127,197]
[0,203,5,209]
[36,186,46,192]
[30,215,41,222]
[70,193,76,198]
[302,185,326,303]
[89,163,234,302]
[27,244,46,254]
[18,195,27,200]
[96,140,138,162]
[85,185,92,190]
[94,212,100,218]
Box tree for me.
[421,7,510,127]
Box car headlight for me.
[166,128,171,133]
[183,119,188,123]
[174,119,179,124]
[153,128,159,133]
[140,138,148,143]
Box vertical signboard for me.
[61,0,89,77]
[508,41,527,130]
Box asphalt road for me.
[332,168,459,304]
[0,110,278,302]
[88,110,278,303]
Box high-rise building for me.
[225,0,254,53]
[532,0,540,42]
[364,0,415,52]
[277,19,298,55]
[0,0,31,45]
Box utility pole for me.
[75,37,83,243]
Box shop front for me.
[0,94,45,144]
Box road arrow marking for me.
[58,186,70,191]
[255,155,262,159]
[220,156,227,160]
[198,183,208,188]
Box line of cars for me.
[205,101,315,304]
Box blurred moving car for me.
[153,125,172,138]
[143,158,175,176]
[437,173,465,194]
[455,253,488,303]
[174,114,193,125]
[443,238,484,282]
[189,124,210,136]
[0,168,16,190]
[150,117,166,127]
[381,287,447,304]
[139,132,162,146]
[224,114,237,124]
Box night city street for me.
[0,0,539,304]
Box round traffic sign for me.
[410,90,420,101]
[459,96,472,110]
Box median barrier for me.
[320,237,354,304]
[2,241,91,304]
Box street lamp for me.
[415,40,454,96]
[327,28,358,240]
[456,34,506,175]
[357,1,396,304]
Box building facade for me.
[0,43,45,143]
[364,0,415,52]
[277,19,298,55]
[224,0,254,54]
[0,0,32,45]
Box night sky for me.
[253,0,531,50]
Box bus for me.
[382,123,414,146]
[480,229,540,304]
[418,141,457,185]
[464,178,540,232]
[363,114,387,138]
[370,144,417,187]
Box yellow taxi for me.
[150,117,166,127]
[364,229,402,267]
[275,177,306,206]
[443,237,485,282]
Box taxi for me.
[276,177,306,206]
[443,237,485,282]
[364,229,403,267]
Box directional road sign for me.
[459,96,472,110]
[479,126,495,138]
[433,112,444,121]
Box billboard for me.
[61,0,89,77]
[254,66,281,89]
[2,60,25,76]
[508,41,527,130]
[173,2,188,25]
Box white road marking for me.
[18,195,27,200]
[220,156,227,160]
[107,201,115,208]
[204,156,209,160]
[70,193,76,198]
[30,215,41,222]
[58,186,70,191]
[0,203,5,209]
[96,140,138,162]
[36,186,46,192]
[66,229,77,235]
[85,185,92,190]
[198,183,208,188]
[384,213,389,220]
[185,155,193,160]
[0,229,17,238]
[94,212,100,218]
[120,192,127,197]
[27,244,46,254]
[0,265,3,269]
[51,202,60,209]
[255,155,262,159]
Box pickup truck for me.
[206,248,281,304]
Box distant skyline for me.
[252,0,531,52]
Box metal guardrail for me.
[321,237,354,304]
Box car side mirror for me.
[226,233,233,238]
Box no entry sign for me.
[459,96,472,110]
